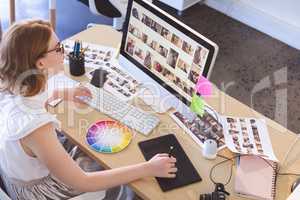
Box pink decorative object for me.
[195,76,212,97]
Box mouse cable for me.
[280,134,300,172]
[209,154,240,186]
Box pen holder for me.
[68,52,85,76]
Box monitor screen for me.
[120,0,218,104]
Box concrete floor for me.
[1,1,299,134]
[153,1,300,134]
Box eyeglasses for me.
[44,42,64,55]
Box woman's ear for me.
[35,57,45,70]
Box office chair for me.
[0,176,11,200]
[78,0,128,30]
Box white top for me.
[0,91,60,181]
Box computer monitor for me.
[119,0,218,111]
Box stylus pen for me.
[168,146,174,157]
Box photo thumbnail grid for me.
[125,4,209,100]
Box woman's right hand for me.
[147,153,177,178]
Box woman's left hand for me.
[68,85,92,103]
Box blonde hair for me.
[0,19,52,97]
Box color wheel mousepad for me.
[86,120,133,153]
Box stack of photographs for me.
[63,40,117,69]
[170,109,226,150]
[221,116,278,161]
[170,108,278,161]
[87,61,141,101]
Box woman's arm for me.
[21,123,177,192]
[48,85,91,104]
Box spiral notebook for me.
[234,155,278,200]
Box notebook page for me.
[235,155,276,200]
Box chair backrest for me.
[88,0,122,18]
[88,0,99,15]
[0,176,11,200]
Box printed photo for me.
[188,64,201,84]
[171,110,225,148]
[167,48,179,68]
[231,134,242,152]
[251,123,264,154]
[88,64,140,101]
[63,40,117,68]
[107,80,131,97]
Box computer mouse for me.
[202,139,217,160]
[291,178,300,192]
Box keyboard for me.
[76,83,160,135]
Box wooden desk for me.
[50,25,300,200]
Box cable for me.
[204,106,300,182]
[216,154,231,160]
[277,172,300,176]
[280,134,300,170]
[209,154,239,186]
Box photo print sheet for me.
[87,60,142,101]
[63,39,118,69]
[221,116,278,161]
[170,106,226,150]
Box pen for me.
[80,41,83,52]
[168,146,174,158]
[73,40,77,54]
[76,41,81,57]
[80,45,89,56]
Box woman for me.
[0,19,177,200]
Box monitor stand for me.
[119,55,181,113]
